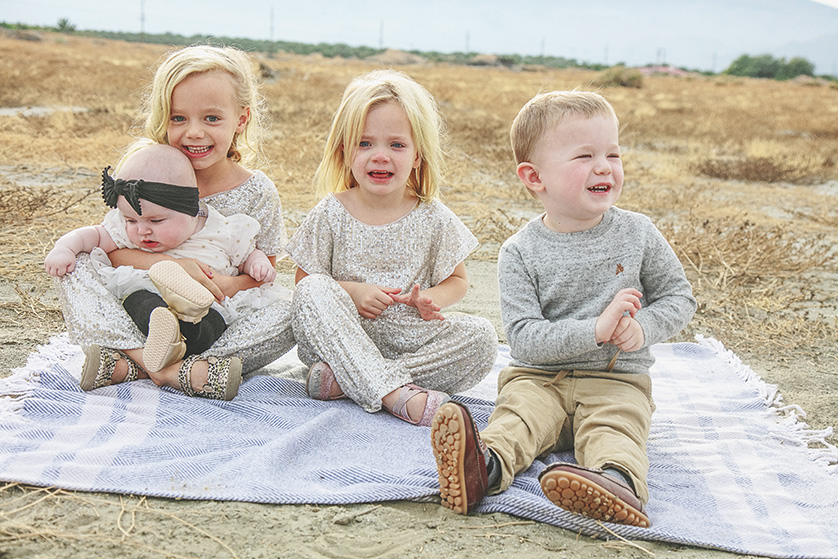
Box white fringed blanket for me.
[1,335,836,559]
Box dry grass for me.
[1,31,836,363]
[0,30,837,558]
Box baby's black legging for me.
[123,290,227,356]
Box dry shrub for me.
[0,185,51,223]
[695,155,823,184]
[592,66,643,88]
[694,138,832,184]
[660,215,838,350]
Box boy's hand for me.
[391,284,444,321]
[595,288,642,344]
[44,246,78,277]
[344,283,402,319]
[609,315,645,352]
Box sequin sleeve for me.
[284,197,334,275]
[427,200,479,286]
[202,171,287,258]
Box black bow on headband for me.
[101,166,200,217]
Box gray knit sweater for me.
[498,207,696,374]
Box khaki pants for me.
[480,366,655,504]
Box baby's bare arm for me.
[44,225,116,277]
[241,249,277,283]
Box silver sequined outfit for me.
[286,195,498,412]
[56,170,295,373]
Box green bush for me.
[724,54,814,81]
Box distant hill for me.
[2,0,837,74]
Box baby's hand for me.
[609,315,645,352]
[595,288,642,344]
[44,246,78,277]
[346,283,401,319]
[391,284,444,321]
[248,260,276,283]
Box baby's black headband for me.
[101,166,199,217]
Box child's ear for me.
[236,107,250,133]
[517,162,544,193]
[412,150,421,169]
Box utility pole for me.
[379,20,383,49]
[140,0,145,42]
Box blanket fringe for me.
[0,334,80,418]
[696,335,838,475]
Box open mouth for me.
[369,170,394,179]
[588,185,611,193]
[185,146,211,154]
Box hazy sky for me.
[4,0,838,72]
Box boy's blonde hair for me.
[314,69,446,202]
[129,45,265,168]
[510,91,618,165]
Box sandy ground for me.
[0,253,835,559]
[1,32,836,557]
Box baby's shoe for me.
[149,260,214,323]
[143,307,187,373]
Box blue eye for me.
[392,142,406,149]
[171,115,185,122]
[206,115,220,123]
[359,140,371,147]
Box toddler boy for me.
[431,91,696,527]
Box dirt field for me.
[0,31,836,558]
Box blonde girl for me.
[55,45,294,400]
[286,69,498,425]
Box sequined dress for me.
[56,170,296,373]
[286,195,497,412]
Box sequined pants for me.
[292,274,498,412]
[56,253,296,373]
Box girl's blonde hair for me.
[313,69,446,202]
[125,45,265,169]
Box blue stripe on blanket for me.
[1,336,837,559]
